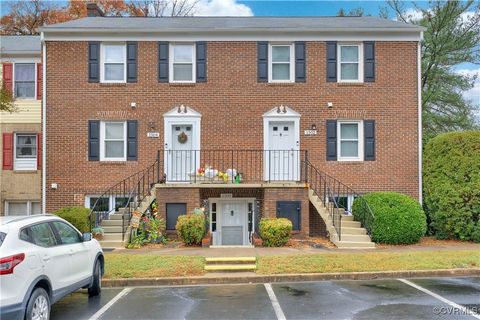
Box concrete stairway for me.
[204,257,257,272]
[308,190,375,249]
[98,187,157,249]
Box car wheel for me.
[25,287,50,320]
[88,260,102,297]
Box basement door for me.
[220,202,247,246]
[266,122,300,181]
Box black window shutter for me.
[88,42,100,83]
[364,120,375,161]
[257,41,268,82]
[295,41,306,82]
[326,120,337,161]
[364,41,375,82]
[326,41,337,82]
[88,120,100,161]
[127,120,138,161]
[158,42,169,82]
[126,42,137,83]
[196,41,207,82]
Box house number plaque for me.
[304,130,317,136]
[147,132,160,138]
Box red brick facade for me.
[45,40,420,235]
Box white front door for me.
[220,202,246,245]
[167,124,195,182]
[266,122,299,181]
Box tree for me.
[0,87,16,113]
[386,0,480,141]
[127,0,199,17]
[337,7,366,17]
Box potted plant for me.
[91,227,104,241]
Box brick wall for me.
[45,41,419,211]
[309,202,328,237]
[156,187,200,225]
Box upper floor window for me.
[338,43,363,82]
[269,44,294,83]
[337,121,364,161]
[100,121,126,161]
[101,43,126,83]
[14,133,37,170]
[170,44,195,83]
[14,63,35,98]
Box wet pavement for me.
[50,277,480,320]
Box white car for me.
[0,215,104,320]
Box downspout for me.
[41,34,47,214]
[418,34,423,204]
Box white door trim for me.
[163,106,201,182]
[209,198,255,246]
[263,106,301,181]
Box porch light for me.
[311,124,317,131]
[327,102,333,108]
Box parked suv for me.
[0,215,104,320]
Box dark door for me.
[276,201,301,230]
[166,203,187,230]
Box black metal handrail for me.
[304,160,375,241]
[89,151,162,241]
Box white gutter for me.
[417,36,423,204]
[41,34,47,214]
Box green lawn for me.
[103,249,480,279]
[257,250,480,274]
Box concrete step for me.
[110,214,129,220]
[102,226,127,233]
[335,240,376,249]
[98,240,125,249]
[205,257,256,263]
[101,219,124,227]
[341,215,354,221]
[341,220,361,228]
[341,227,367,235]
[337,234,372,242]
[204,264,257,272]
[102,233,124,241]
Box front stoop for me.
[309,190,376,249]
[98,187,157,249]
[204,257,257,272]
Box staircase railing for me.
[89,151,162,241]
[304,160,375,241]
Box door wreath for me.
[178,131,188,144]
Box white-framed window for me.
[338,43,363,83]
[5,201,40,216]
[14,63,36,99]
[85,195,130,213]
[100,121,127,161]
[269,43,294,83]
[100,43,126,83]
[337,121,364,161]
[14,133,37,170]
[169,43,195,83]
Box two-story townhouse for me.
[0,36,42,216]
[40,4,423,248]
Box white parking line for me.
[264,283,287,320]
[88,288,133,320]
[398,279,480,319]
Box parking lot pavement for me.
[50,277,480,320]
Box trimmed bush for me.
[424,131,480,242]
[53,206,91,233]
[259,218,292,247]
[176,214,205,245]
[352,192,426,244]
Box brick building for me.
[40,7,423,248]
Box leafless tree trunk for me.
[127,0,199,17]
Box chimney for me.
[86,3,105,17]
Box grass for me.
[104,254,205,278]
[257,250,480,275]
[103,249,480,279]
